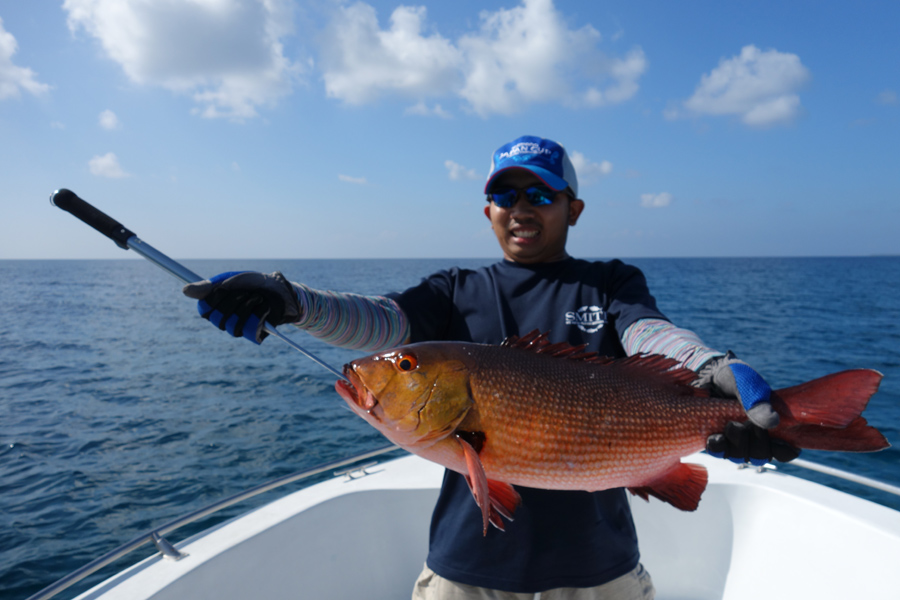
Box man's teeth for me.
[513,230,539,238]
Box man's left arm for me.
[621,318,800,465]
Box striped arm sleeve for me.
[621,318,724,372]
[290,283,410,352]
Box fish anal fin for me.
[456,434,520,535]
[628,462,708,512]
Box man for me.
[184,135,796,599]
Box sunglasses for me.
[487,186,563,208]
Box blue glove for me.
[182,271,301,344]
[698,352,799,465]
[700,351,779,428]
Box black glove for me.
[698,352,799,465]
[183,271,301,344]
[706,421,801,465]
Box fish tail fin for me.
[628,462,708,512]
[777,416,889,452]
[771,369,890,452]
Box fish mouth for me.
[335,364,436,435]
[335,362,469,449]
[336,365,379,418]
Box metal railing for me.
[789,458,900,498]
[25,445,402,600]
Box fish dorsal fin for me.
[501,330,705,394]
[613,354,703,390]
[502,330,595,360]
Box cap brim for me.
[484,166,569,194]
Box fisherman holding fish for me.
[184,136,804,599]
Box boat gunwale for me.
[24,445,402,600]
[25,450,900,600]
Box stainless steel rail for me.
[789,458,900,498]
[25,445,402,600]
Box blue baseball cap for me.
[484,135,578,198]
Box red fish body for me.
[335,332,888,533]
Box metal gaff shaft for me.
[50,189,348,382]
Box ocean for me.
[2,257,899,599]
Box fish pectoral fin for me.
[457,434,491,535]
[460,476,522,534]
[628,462,708,512]
[456,434,521,535]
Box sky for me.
[1,0,898,260]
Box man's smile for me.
[510,221,541,240]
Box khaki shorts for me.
[412,563,655,600]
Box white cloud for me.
[577,47,646,108]
[405,101,452,118]
[99,109,120,129]
[64,0,302,120]
[89,152,130,178]
[640,192,672,208]
[0,17,52,99]
[321,4,462,105]
[876,90,897,106]
[457,0,600,115]
[671,45,811,128]
[338,174,367,185]
[569,151,612,183]
[320,0,646,116]
[445,160,480,181]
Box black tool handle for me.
[50,188,136,249]
[48,188,349,381]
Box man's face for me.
[484,170,585,264]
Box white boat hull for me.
[75,453,900,600]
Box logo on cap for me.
[498,142,556,163]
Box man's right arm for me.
[291,281,410,350]
[183,271,410,352]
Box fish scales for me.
[335,333,888,527]
[463,345,740,489]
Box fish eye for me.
[395,354,418,372]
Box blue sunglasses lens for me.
[489,186,556,208]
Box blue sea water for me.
[2,257,899,599]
